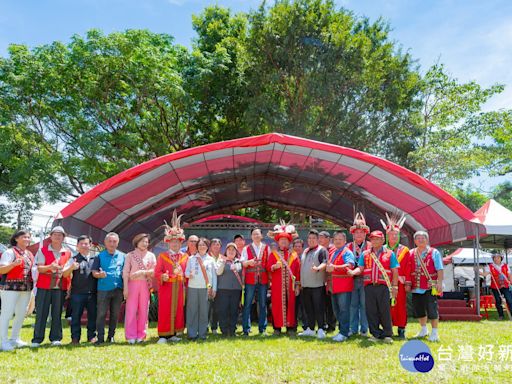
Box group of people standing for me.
[3,208,482,350]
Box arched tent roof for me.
[190,214,263,225]
[55,133,480,251]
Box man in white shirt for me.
[240,228,271,336]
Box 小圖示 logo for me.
[399,340,435,373]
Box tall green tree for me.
[408,63,511,189]
[244,0,421,164]
[188,6,253,143]
[492,181,512,211]
[0,29,192,200]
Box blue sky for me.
[1,0,511,111]
[0,0,510,227]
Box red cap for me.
[369,230,385,239]
[274,232,293,242]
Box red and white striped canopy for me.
[56,133,479,250]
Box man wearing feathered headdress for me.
[154,210,187,344]
[266,220,301,335]
[381,212,410,339]
[346,212,371,337]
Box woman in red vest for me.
[0,230,34,351]
[481,254,512,320]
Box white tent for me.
[471,199,512,248]
[447,248,495,265]
[447,200,512,311]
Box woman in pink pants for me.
[123,233,156,344]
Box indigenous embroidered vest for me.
[2,248,34,291]
[362,249,393,287]
[409,248,438,290]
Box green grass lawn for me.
[2,310,511,383]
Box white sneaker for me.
[428,334,440,342]
[212,329,218,335]
[2,341,14,351]
[169,336,181,342]
[414,329,429,338]
[317,329,326,339]
[347,331,354,337]
[360,331,369,337]
[332,333,347,342]
[51,341,62,346]
[157,338,168,344]
[10,339,28,348]
[298,328,315,337]
[30,342,40,348]
[136,338,143,343]
[383,337,394,344]
[127,339,136,344]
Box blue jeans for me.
[350,277,368,334]
[242,283,268,333]
[70,293,97,341]
[332,292,351,337]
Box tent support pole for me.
[473,224,481,316]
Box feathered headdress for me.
[267,219,298,242]
[163,210,185,242]
[349,212,370,234]
[380,211,406,233]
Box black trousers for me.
[32,288,65,343]
[215,289,241,335]
[492,288,512,318]
[96,289,123,342]
[295,293,308,330]
[324,293,337,330]
[209,296,219,331]
[301,287,325,330]
[365,284,393,338]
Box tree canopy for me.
[0,0,510,227]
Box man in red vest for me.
[481,254,512,320]
[350,230,399,343]
[404,231,444,342]
[381,212,409,339]
[31,226,74,347]
[241,228,271,335]
[326,231,355,342]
